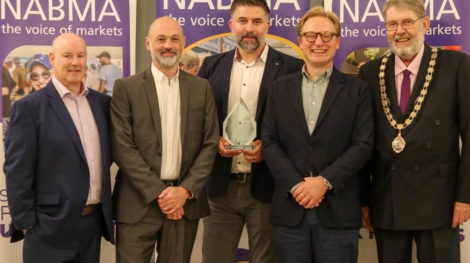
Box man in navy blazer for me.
[262,7,373,263]
[4,33,114,263]
[197,0,304,262]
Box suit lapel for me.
[288,72,309,137]
[313,68,343,132]
[142,67,163,146]
[256,47,281,121]
[45,84,87,164]
[179,71,189,145]
[220,51,235,119]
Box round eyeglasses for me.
[300,31,338,43]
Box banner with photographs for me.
[324,0,470,262]
[324,0,469,76]
[157,0,310,76]
[0,1,133,262]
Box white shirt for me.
[229,45,269,173]
[52,77,102,204]
[151,64,182,180]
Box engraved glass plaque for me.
[223,98,256,150]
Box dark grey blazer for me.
[111,68,219,223]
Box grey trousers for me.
[202,178,277,263]
[116,202,199,263]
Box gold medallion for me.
[378,47,438,154]
[392,131,406,153]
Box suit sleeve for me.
[110,79,167,204]
[179,80,219,199]
[456,53,470,203]
[319,81,374,193]
[4,101,37,230]
[357,68,372,206]
[262,83,305,193]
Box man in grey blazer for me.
[110,16,219,263]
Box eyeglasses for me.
[30,71,52,81]
[384,16,425,31]
[300,31,338,43]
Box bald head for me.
[51,33,87,55]
[146,16,186,71]
[49,33,87,92]
[148,16,184,39]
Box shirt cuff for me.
[320,176,333,190]
[183,187,194,199]
[290,182,303,194]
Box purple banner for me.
[0,0,131,121]
[157,0,310,58]
[325,0,469,74]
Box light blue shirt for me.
[301,65,333,134]
[99,63,122,96]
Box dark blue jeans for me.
[273,209,358,263]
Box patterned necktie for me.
[400,70,411,114]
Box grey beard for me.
[153,52,180,68]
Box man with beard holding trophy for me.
[197,0,304,262]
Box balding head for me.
[49,33,87,93]
[146,17,186,72]
[51,33,87,55]
[148,16,184,39]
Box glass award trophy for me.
[223,98,256,150]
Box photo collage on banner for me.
[156,0,309,262]
[324,0,470,262]
[0,0,132,262]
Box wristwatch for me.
[320,176,333,190]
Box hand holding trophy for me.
[223,98,256,150]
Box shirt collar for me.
[302,64,333,82]
[233,44,269,63]
[52,76,88,98]
[151,63,180,82]
[395,44,425,76]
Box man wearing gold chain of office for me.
[359,0,470,262]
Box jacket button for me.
[435,120,440,125]
[391,165,396,170]
[414,165,419,170]
[309,146,313,151]
[426,143,431,148]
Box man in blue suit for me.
[198,0,304,262]
[262,7,374,263]
[4,33,114,263]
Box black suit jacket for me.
[4,83,114,244]
[198,47,304,202]
[359,44,470,230]
[262,68,374,228]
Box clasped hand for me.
[292,176,328,209]
[157,186,190,220]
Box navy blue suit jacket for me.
[4,82,114,245]
[198,47,304,202]
[262,68,374,228]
